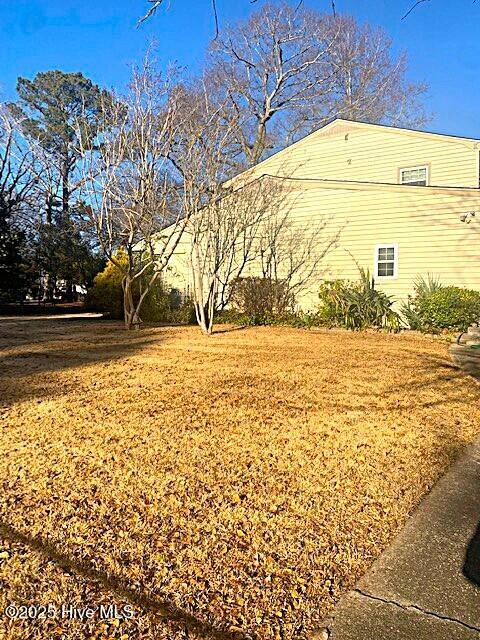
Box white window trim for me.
[399,165,429,186]
[374,243,399,280]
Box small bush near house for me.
[139,281,196,324]
[217,307,321,328]
[402,276,480,332]
[230,276,294,322]
[401,275,442,331]
[318,268,401,331]
[86,253,195,324]
[224,276,322,327]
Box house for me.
[167,118,480,310]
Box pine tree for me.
[9,71,112,301]
[0,197,31,301]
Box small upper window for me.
[375,244,398,279]
[400,166,428,186]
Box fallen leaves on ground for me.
[0,320,479,639]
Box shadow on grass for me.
[336,351,479,412]
[0,316,118,346]
[0,521,248,640]
[0,319,164,405]
[394,352,480,408]
[212,325,251,335]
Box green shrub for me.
[139,280,174,322]
[402,279,480,332]
[216,308,322,329]
[401,275,442,330]
[318,268,401,331]
[86,253,195,324]
[85,252,126,319]
[169,293,197,324]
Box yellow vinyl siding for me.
[246,120,480,189]
[275,182,480,308]
[168,181,480,309]
[163,120,480,309]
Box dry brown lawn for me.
[1,319,479,640]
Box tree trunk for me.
[191,244,216,335]
[65,279,74,303]
[62,162,70,215]
[194,300,210,334]
[206,282,216,334]
[61,162,74,303]
[122,271,158,331]
[122,276,140,330]
[42,272,56,303]
[193,297,215,335]
[45,194,53,225]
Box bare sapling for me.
[79,60,186,329]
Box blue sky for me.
[1,0,479,138]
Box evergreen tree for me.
[9,71,112,300]
[33,212,101,301]
[0,197,31,301]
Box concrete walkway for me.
[323,438,480,639]
[0,312,103,321]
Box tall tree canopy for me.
[207,2,429,167]
[0,115,37,301]
[8,71,112,301]
[9,70,112,216]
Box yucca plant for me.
[401,274,443,330]
[319,268,401,331]
[413,274,442,297]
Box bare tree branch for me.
[138,0,221,35]
[402,0,476,19]
[137,0,165,28]
[402,0,432,20]
[78,58,184,329]
[211,0,220,39]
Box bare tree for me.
[187,176,289,334]
[164,80,249,334]
[184,170,340,333]
[0,110,37,293]
[207,2,336,168]
[320,15,428,128]
[0,109,38,222]
[79,61,183,330]
[206,2,429,168]
[257,194,340,306]
[1,107,65,301]
[167,76,340,333]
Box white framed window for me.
[375,244,398,279]
[400,165,428,186]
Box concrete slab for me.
[327,438,480,638]
[329,591,480,640]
